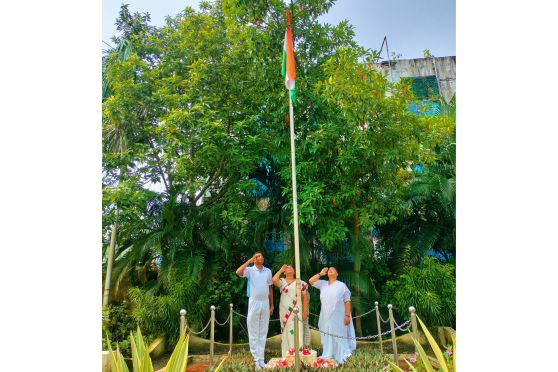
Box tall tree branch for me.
[148,139,170,192]
[194,158,225,203]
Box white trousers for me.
[247,298,269,363]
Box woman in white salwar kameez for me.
[272,264,309,357]
[309,266,356,364]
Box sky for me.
[102,0,455,59]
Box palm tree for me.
[102,38,133,307]
[381,138,456,273]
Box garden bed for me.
[149,349,436,371]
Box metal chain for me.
[233,309,281,322]
[234,309,283,323]
[214,313,231,327]
[379,313,390,323]
[238,318,249,337]
[371,327,401,339]
[394,318,412,332]
[310,309,376,320]
[307,320,411,341]
[184,305,411,340]
[186,319,212,335]
[352,307,377,319]
[233,310,247,319]
[235,307,380,321]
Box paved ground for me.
[185,362,210,372]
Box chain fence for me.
[352,307,377,319]
[308,319,411,341]
[214,313,231,327]
[182,302,419,369]
[379,313,390,323]
[195,305,413,340]
[186,318,212,335]
[394,319,412,332]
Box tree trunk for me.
[352,201,363,336]
[103,222,117,306]
[103,164,125,307]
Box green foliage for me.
[129,263,246,345]
[383,257,455,327]
[107,340,130,372]
[103,302,148,357]
[163,329,190,372]
[388,315,455,372]
[380,124,455,273]
[130,326,154,371]
[211,349,389,371]
[107,326,190,372]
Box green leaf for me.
[412,337,435,372]
[165,330,189,372]
[417,315,448,372]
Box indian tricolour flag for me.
[282,8,296,105]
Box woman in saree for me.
[308,266,356,364]
[272,264,309,357]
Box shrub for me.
[382,257,455,327]
[103,301,147,357]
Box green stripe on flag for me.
[290,84,296,106]
[282,49,287,77]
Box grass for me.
[206,349,390,371]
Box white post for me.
[210,305,215,367]
[229,304,233,355]
[375,301,383,355]
[180,309,186,335]
[288,95,304,346]
[293,306,301,372]
[409,306,418,353]
[388,304,398,364]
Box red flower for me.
[288,348,295,355]
[285,313,290,319]
[302,349,310,355]
[277,359,289,366]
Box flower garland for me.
[279,279,308,336]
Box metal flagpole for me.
[288,94,303,370]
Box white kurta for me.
[278,278,308,357]
[312,279,356,364]
[243,265,272,364]
[303,289,311,347]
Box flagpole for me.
[289,94,303,369]
[284,7,302,368]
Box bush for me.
[103,301,153,357]
[382,257,455,327]
[129,267,248,345]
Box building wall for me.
[375,56,456,104]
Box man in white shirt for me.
[236,252,274,370]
